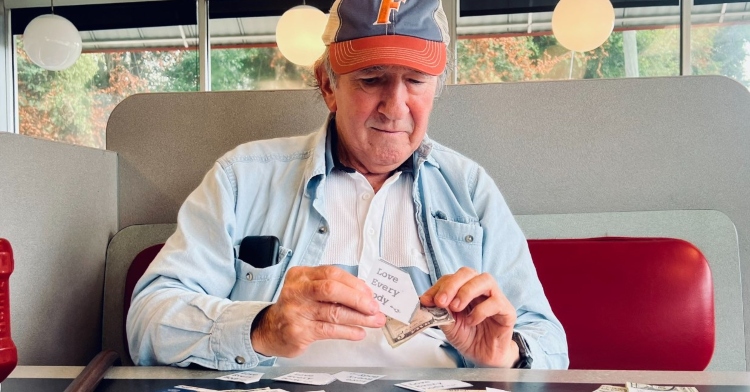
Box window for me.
[13,1,198,148]
[457,5,681,83]
[16,40,198,148]
[691,3,750,87]
[208,16,312,91]
[12,0,750,149]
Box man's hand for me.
[250,266,386,358]
[420,267,520,367]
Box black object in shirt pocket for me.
[238,235,279,269]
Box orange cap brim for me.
[329,35,446,76]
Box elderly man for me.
[127,0,568,370]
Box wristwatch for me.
[511,331,533,369]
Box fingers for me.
[420,267,515,327]
[307,278,380,316]
[313,302,386,329]
[252,305,373,358]
[302,265,374,294]
[421,267,484,310]
[311,321,368,342]
[251,265,387,358]
[286,266,379,316]
[464,295,515,327]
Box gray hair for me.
[312,47,452,98]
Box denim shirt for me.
[127,118,569,370]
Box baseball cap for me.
[322,0,450,76]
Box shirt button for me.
[367,228,375,236]
[235,356,245,364]
[361,193,372,200]
[246,272,253,281]
[465,235,474,243]
[318,226,327,234]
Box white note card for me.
[172,386,221,392]
[425,390,486,392]
[333,371,385,385]
[364,258,420,324]
[395,379,473,391]
[215,371,264,384]
[273,372,336,386]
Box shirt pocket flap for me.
[435,217,483,246]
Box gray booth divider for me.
[0,134,117,365]
[1,75,748,369]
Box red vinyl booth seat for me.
[122,244,164,362]
[124,238,715,371]
[528,237,715,371]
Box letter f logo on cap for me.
[375,0,405,25]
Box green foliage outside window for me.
[15,23,750,149]
[16,43,310,148]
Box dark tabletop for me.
[4,379,750,392]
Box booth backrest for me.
[528,237,714,371]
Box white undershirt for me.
[319,169,429,276]
[274,169,458,367]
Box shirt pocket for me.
[230,246,293,301]
[433,212,484,272]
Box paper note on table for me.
[333,371,385,384]
[364,258,420,324]
[426,389,508,392]
[169,386,220,392]
[426,389,506,392]
[395,379,473,391]
[273,372,336,385]
[215,371,264,384]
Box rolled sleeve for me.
[471,166,570,369]
[211,302,276,369]
[515,322,569,369]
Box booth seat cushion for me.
[528,237,714,371]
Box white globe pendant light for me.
[23,12,82,71]
[552,0,615,53]
[276,5,328,66]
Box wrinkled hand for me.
[420,267,520,367]
[250,266,386,358]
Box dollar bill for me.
[383,305,455,348]
[626,382,698,392]
[594,385,627,392]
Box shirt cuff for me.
[211,301,276,369]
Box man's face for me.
[321,65,438,175]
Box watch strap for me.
[512,331,533,369]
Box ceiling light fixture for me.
[22,0,82,71]
[552,0,615,53]
[276,3,328,66]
